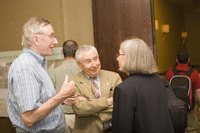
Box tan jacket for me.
[70,70,122,133]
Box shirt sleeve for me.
[12,67,41,113]
[190,70,200,90]
[165,69,173,82]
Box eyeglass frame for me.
[36,33,56,40]
[116,52,125,57]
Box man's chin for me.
[93,72,100,77]
[89,72,99,78]
[48,51,53,56]
[44,53,52,57]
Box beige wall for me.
[0,0,94,52]
[63,0,94,46]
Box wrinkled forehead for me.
[81,49,98,59]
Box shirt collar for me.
[177,64,188,67]
[85,73,100,81]
[23,48,46,70]
[23,48,46,63]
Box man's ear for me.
[187,58,190,64]
[33,35,39,46]
[76,61,82,69]
[176,58,179,64]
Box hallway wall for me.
[185,12,200,66]
[154,0,200,74]
[154,0,185,74]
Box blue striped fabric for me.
[7,48,65,132]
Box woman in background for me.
[112,38,174,133]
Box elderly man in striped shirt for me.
[7,17,75,133]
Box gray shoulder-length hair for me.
[120,38,158,74]
[75,45,98,63]
[21,17,51,48]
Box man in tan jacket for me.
[70,45,122,133]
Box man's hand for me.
[107,97,113,106]
[63,94,76,106]
[58,74,75,101]
[78,96,88,101]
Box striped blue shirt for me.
[7,48,65,133]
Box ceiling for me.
[165,0,200,13]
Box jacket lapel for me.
[76,72,96,98]
[99,70,111,97]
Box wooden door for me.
[92,0,156,80]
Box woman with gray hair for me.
[112,38,174,133]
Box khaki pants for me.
[185,107,199,133]
[65,114,75,133]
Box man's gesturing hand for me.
[58,74,76,101]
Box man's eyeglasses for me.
[36,33,56,40]
[116,52,125,57]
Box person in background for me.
[166,50,200,133]
[112,38,174,133]
[50,40,81,133]
[70,45,122,133]
[7,17,76,133]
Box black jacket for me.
[112,74,175,133]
